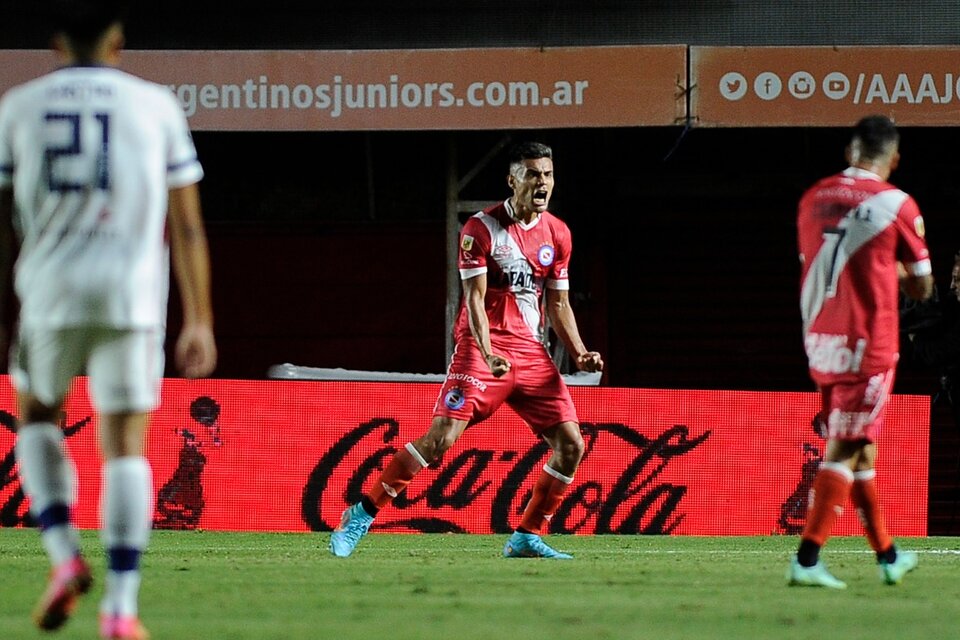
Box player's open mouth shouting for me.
[532,188,549,207]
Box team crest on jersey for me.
[444,387,466,410]
[461,235,474,251]
[915,216,925,238]
[537,244,555,267]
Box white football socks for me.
[103,571,142,618]
[15,423,80,566]
[101,456,153,617]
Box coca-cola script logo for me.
[301,418,711,534]
[0,410,93,527]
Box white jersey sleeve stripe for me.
[546,278,569,290]
[905,258,932,277]
[459,266,487,280]
[167,157,198,172]
[167,159,203,189]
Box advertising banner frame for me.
[0,378,930,537]
[691,45,960,127]
[0,46,687,130]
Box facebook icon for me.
[754,72,783,100]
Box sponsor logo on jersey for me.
[461,235,474,251]
[499,267,535,290]
[444,386,467,410]
[805,332,867,375]
[494,244,513,258]
[447,373,487,392]
[827,408,873,440]
[538,244,555,266]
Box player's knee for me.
[435,432,460,457]
[418,417,467,462]
[558,433,585,463]
[415,433,454,463]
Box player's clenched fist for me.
[485,353,512,377]
[175,324,218,379]
[576,351,604,372]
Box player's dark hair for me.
[508,142,553,166]
[851,115,899,161]
[47,0,127,54]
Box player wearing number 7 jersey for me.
[789,115,932,589]
[0,2,216,637]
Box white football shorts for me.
[10,324,165,414]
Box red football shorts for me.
[819,368,895,442]
[433,338,579,432]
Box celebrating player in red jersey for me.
[330,141,603,558]
[788,115,933,589]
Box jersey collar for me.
[843,166,883,181]
[504,199,542,230]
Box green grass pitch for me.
[2,530,959,639]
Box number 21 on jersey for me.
[44,111,111,192]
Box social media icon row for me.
[719,71,853,101]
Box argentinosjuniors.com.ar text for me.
[170,75,591,118]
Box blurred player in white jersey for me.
[0,1,216,637]
[330,141,603,559]
[789,115,932,589]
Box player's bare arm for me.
[462,273,511,377]
[900,271,934,302]
[545,287,603,372]
[168,183,217,378]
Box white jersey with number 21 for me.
[0,65,203,329]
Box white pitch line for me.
[354,547,960,557]
[616,549,960,556]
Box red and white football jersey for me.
[456,200,572,348]
[798,167,931,384]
